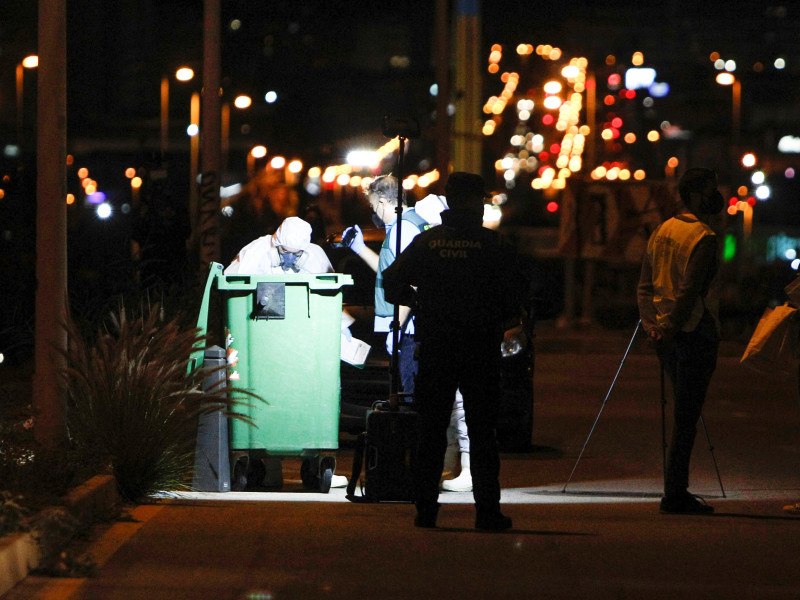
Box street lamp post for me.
[715,72,741,149]
[16,54,38,149]
[160,66,195,157]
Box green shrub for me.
[59,304,257,503]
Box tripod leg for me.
[562,320,641,492]
[699,414,726,498]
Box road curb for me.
[0,474,120,597]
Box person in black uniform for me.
[382,172,528,531]
[638,167,724,514]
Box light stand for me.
[381,116,420,409]
[562,320,726,498]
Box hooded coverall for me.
[225,216,333,275]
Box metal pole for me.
[389,136,407,407]
[660,364,667,489]
[699,415,726,498]
[33,0,68,449]
[562,320,641,492]
[198,0,222,270]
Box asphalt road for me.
[6,331,800,599]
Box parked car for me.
[327,228,540,452]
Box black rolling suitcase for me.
[346,402,418,503]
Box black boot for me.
[414,502,440,528]
[475,508,512,531]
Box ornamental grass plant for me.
[58,303,257,503]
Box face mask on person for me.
[277,248,305,272]
[371,213,386,228]
[700,189,724,215]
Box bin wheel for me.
[300,458,318,489]
[319,468,333,494]
[319,456,336,494]
[232,457,248,492]
[246,458,267,490]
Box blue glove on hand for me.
[385,331,395,355]
[342,225,366,254]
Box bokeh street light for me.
[160,66,195,156]
[715,72,741,148]
[16,54,38,148]
[247,144,267,177]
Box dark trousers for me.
[398,333,418,398]
[413,331,502,514]
[658,325,718,495]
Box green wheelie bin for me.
[195,262,353,493]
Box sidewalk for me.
[5,326,800,599]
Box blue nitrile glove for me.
[385,331,394,355]
[342,225,366,254]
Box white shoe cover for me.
[442,470,472,492]
[330,474,349,488]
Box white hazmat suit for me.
[224,216,333,275]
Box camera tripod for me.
[562,320,726,497]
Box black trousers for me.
[413,330,503,513]
[658,323,718,495]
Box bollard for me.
[192,345,230,492]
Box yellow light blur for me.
[308,167,321,178]
[77,167,89,179]
[634,170,646,180]
[288,160,303,174]
[66,193,74,204]
[85,183,96,195]
[548,48,561,60]
[624,133,636,144]
[336,174,350,186]
[350,175,362,187]
[489,50,502,63]
[601,129,614,141]
[632,52,644,66]
[742,153,756,168]
[270,156,286,169]
[716,72,735,86]
[667,157,679,168]
[727,205,738,216]
[22,55,38,69]
[647,130,660,142]
[491,43,502,53]
[125,167,136,179]
[175,67,194,82]
[234,95,252,109]
[250,145,267,159]
[131,177,142,189]
[516,44,527,55]
[543,81,562,94]
[322,171,336,183]
[619,169,631,181]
